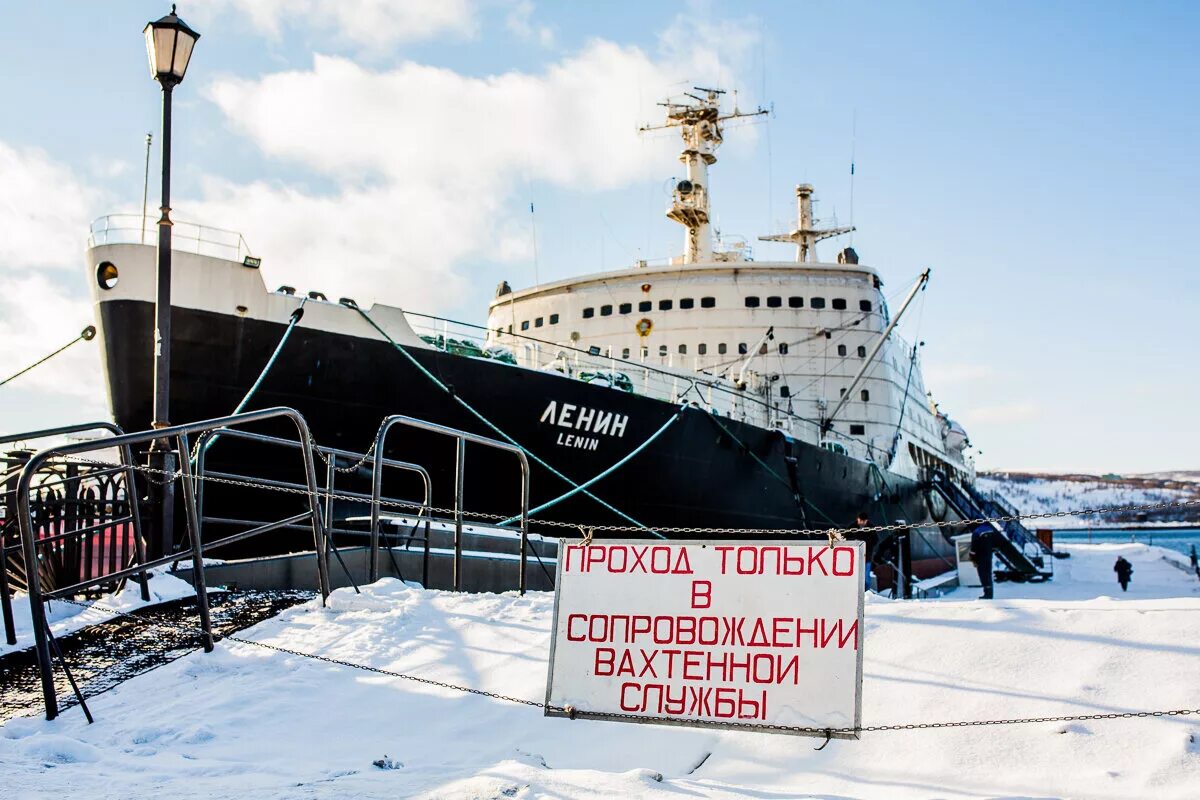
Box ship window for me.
[718,343,728,355]
[811,297,826,309]
[744,296,760,308]
[97,261,119,290]
[679,344,687,354]
[780,385,791,397]
[832,298,847,310]
[583,307,594,318]
[698,343,707,355]
[659,299,673,311]
[759,343,768,355]
[767,296,782,308]
[788,296,803,308]
[507,324,512,333]
[680,297,695,309]
[824,331,832,339]
[549,313,559,324]
[859,300,872,312]
[840,388,847,397]
[857,345,867,357]
[778,342,789,355]
[521,320,530,331]
[837,344,847,356]
[861,389,870,401]
[701,296,716,308]
[738,343,748,355]
[640,301,652,312]
[619,302,632,314]
[622,347,630,359]
[600,305,613,316]
[850,424,866,435]
[659,345,668,356]
[641,347,648,358]
[535,317,544,328]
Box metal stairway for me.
[931,474,1051,582]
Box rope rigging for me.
[352,305,661,537]
[0,326,95,389]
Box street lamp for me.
[144,5,199,557]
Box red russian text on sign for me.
[545,540,865,738]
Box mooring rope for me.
[352,305,661,537]
[195,300,307,463]
[494,403,688,527]
[0,326,95,389]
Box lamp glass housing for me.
[143,10,199,83]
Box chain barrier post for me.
[453,437,466,592]
[176,432,215,652]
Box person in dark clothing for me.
[1189,545,1198,573]
[853,512,874,590]
[969,523,997,599]
[1114,556,1133,592]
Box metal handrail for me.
[88,214,253,262]
[194,426,434,586]
[15,407,327,720]
[371,415,530,593]
[1,421,135,647]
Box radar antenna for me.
[758,184,854,263]
[640,87,767,264]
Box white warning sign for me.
[545,540,865,738]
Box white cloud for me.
[505,1,554,48]
[0,273,102,400]
[196,14,761,307]
[191,0,478,50]
[0,142,103,272]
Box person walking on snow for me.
[1114,556,1133,592]
[969,522,997,600]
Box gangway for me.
[931,474,1051,582]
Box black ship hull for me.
[99,299,945,560]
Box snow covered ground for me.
[0,572,196,657]
[2,544,1199,799]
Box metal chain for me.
[53,598,1198,736]
[35,450,1200,537]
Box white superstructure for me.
[486,89,973,484]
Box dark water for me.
[1052,528,1200,558]
[0,589,314,723]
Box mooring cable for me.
[0,326,95,389]
[352,305,662,537]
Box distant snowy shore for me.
[978,472,1200,528]
[3,543,1198,799]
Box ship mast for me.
[758,184,854,262]
[641,88,766,264]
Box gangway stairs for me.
[931,474,1052,582]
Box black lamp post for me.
[144,5,199,557]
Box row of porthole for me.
[515,294,872,331]
[745,296,872,312]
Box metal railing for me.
[371,415,530,593]
[1,421,141,646]
[195,427,434,587]
[14,407,328,720]
[88,214,254,263]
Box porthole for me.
[96,261,119,290]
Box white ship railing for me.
[88,214,254,262]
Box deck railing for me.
[88,214,254,263]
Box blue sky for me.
[0,1,1197,474]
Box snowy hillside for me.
[979,472,1200,528]
[3,545,1199,799]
